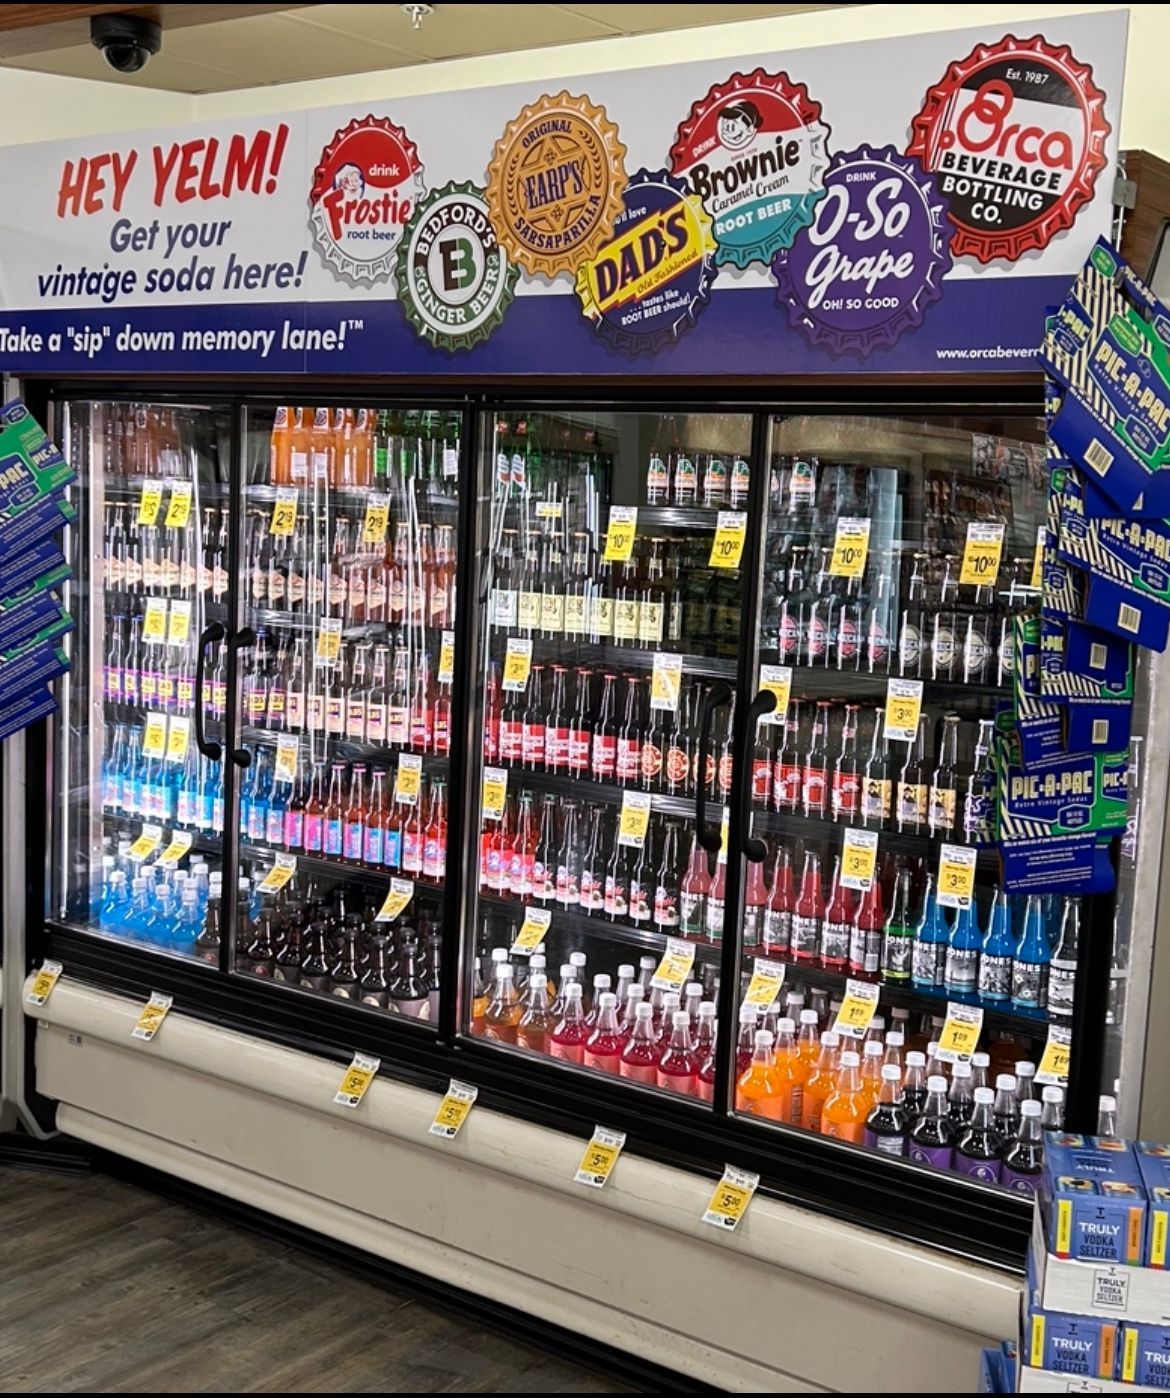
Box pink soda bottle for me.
[550,981,588,1065]
[583,991,623,1074]
[695,1002,717,1102]
[619,982,646,1039]
[619,1000,660,1084]
[657,1010,698,1095]
[735,1002,759,1078]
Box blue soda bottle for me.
[266,776,287,847]
[102,723,120,811]
[977,889,1013,1002]
[196,756,214,831]
[125,738,145,817]
[1011,894,1051,1010]
[173,887,202,955]
[177,742,199,828]
[239,753,255,836]
[912,879,950,989]
[248,752,270,843]
[147,889,177,949]
[99,868,130,934]
[944,900,981,998]
[123,876,153,941]
[210,760,225,835]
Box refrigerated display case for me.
[28,384,1164,1264]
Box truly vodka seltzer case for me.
[1041,1135,1148,1266]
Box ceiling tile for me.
[558,3,831,33]
[2,44,244,93]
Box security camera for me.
[90,14,162,75]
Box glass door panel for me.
[733,413,1058,1183]
[54,398,233,962]
[229,404,461,1022]
[465,407,753,1098]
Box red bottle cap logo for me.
[906,34,1110,264]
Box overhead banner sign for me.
[0,10,1125,378]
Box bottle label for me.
[580,869,603,911]
[1000,1167,1039,1197]
[247,689,267,722]
[867,620,889,668]
[945,946,979,992]
[365,703,386,744]
[820,918,851,966]
[653,886,679,928]
[384,828,402,869]
[896,782,927,828]
[493,588,517,629]
[882,932,913,979]
[862,777,891,821]
[911,939,945,988]
[848,921,868,973]
[802,765,826,813]
[807,614,829,660]
[346,700,366,740]
[838,614,860,663]
[423,837,444,880]
[589,596,614,638]
[546,725,569,770]
[568,729,591,771]
[962,790,993,845]
[963,630,991,678]
[564,594,586,635]
[592,734,617,779]
[955,1155,1002,1184]
[619,1060,657,1084]
[899,623,921,671]
[521,722,546,767]
[614,600,639,642]
[343,820,363,861]
[517,590,540,629]
[1048,964,1076,1016]
[555,864,579,906]
[247,806,266,841]
[831,771,860,819]
[532,859,552,900]
[1011,959,1048,1008]
[500,719,523,763]
[680,888,704,936]
[308,694,325,731]
[638,601,664,646]
[304,814,324,852]
[266,810,284,845]
[105,665,123,702]
[675,456,697,500]
[751,757,771,802]
[629,880,651,924]
[763,907,791,953]
[604,875,628,919]
[666,744,689,789]
[718,751,734,797]
[123,670,139,704]
[177,790,195,826]
[864,1130,907,1156]
[140,671,158,705]
[177,678,194,708]
[284,810,305,850]
[388,706,410,745]
[978,952,1012,1000]
[908,1142,953,1169]
[929,786,957,833]
[540,593,565,634]
[792,912,819,957]
[705,894,725,941]
[267,688,286,725]
[775,760,802,810]
[742,905,763,950]
[324,819,343,856]
[402,830,422,873]
[778,610,800,660]
[641,742,663,784]
[931,626,956,673]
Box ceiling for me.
[0,4,851,95]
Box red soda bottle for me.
[694,1003,717,1102]
[849,876,885,979]
[550,982,588,1065]
[791,849,824,962]
[735,1003,759,1078]
[820,855,854,970]
[657,1010,698,1095]
[619,1001,660,1084]
[679,830,710,940]
[742,854,769,950]
[764,843,795,954]
[583,992,623,1074]
[484,661,502,761]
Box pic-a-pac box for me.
[1043,1135,1147,1265]
[1135,1143,1170,1269]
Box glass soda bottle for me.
[1048,896,1079,1018]
[864,1065,908,1156]
[880,868,914,985]
[1012,893,1050,1010]
[977,889,1014,1002]
[954,1086,1003,1184]
[848,876,884,979]
[908,1075,955,1170]
[944,901,981,997]
[820,1050,867,1144]
[820,856,852,970]
[791,849,823,963]
[912,880,950,989]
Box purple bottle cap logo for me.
[771,144,952,358]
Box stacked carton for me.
[983,1137,1170,1391]
[0,400,74,736]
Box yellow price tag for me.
[167,599,192,648]
[884,678,924,743]
[936,842,977,910]
[960,521,1005,587]
[502,637,532,693]
[333,1052,380,1108]
[719,808,729,860]
[362,494,391,545]
[650,936,696,994]
[758,665,792,725]
[376,878,414,923]
[131,991,173,1041]
[269,485,298,537]
[438,630,455,685]
[1037,1025,1072,1085]
[274,734,299,783]
[129,824,163,860]
[840,828,878,891]
[142,714,167,759]
[650,652,683,712]
[831,978,881,1039]
[708,510,747,570]
[935,1002,984,1064]
[165,481,193,529]
[482,766,507,820]
[137,483,163,526]
[603,506,637,562]
[429,1079,479,1139]
[617,791,652,849]
[395,753,423,806]
[142,597,168,643]
[702,1165,760,1231]
[157,831,193,867]
[25,959,63,1007]
[511,906,551,954]
[165,716,190,764]
[315,618,342,665]
[574,1127,627,1188]
[259,853,297,893]
[1031,525,1047,593]
[830,517,871,578]
[743,958,786,1009]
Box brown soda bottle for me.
[544,665,570,773]
[751,709,774,809]
[591,672,619,780]
[717,692,736,800]
[433,677,452,756]
[343,763,367,863]
[567,666,592,774]
[564,533,590,641]
[773,701,802,812]
[641,697,666,793]
[540,537,566,638]
[323,761,345,858]
[521,663,546,771]
[616,675,644,786]
[830,704,861,823]
[410,656,433,752]
[613,555,641,647]
[896,715,930,834]
[300,919,332,993]
[638,539,666,649]
[860,706,891,831]
[664,682,690,796]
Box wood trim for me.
[0,4,310,57]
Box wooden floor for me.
[0,1167,625,1393]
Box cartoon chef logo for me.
[309,114,426,285]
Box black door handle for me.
[741,689,778,862]
[194,621,225,761]
[695,680,731,855]
[227,626,256,768]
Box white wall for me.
[0,5,1166,160]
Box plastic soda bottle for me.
[619,1001,660,1084]
[864,1064,908,1156]
[694,1003,717,1102]
[483,963,522,1045]
[859,1039,886,1112]
[821,1050,867,1143]
[954,1086,1003,1184]
[516,969,554,1055]
[550,981,588,1065]
[735,1029,783,1120]
[735,1003,759,1078]
[583,991,623,1074]
[947,1061,975,1127]
[908,1075,955,1169]
[773,1016,806,1125]
[902,1050,928,1116]
[796,1008,820,1066]
[657,1010,698,1095]
[1001,1099,1044,1196]
[801,1030,841,1133]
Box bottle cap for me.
[639,956,656,970]
[952,1061,972,1079]
[1021,1100,1042,1117]
[565,982,582,1000]
[863,1040,883,1057]
[497,963,514,980]
[927,1040,939,1056]
[626,983,645,1001]
[560,963,574,977]
[840,1051,861,1068]
[1100,1094,1118,1111]
[617,964,635,979]
[755,1029,775,1048]
[822,1032,841,1048]
[870,1015,886,1032]
[598,991,617,1008]
[881,1065,900,1081]
[672,1010,690,1029]
[971,1052,990,1068]
[1015,1060,1036,1077]
[685,982,703,997]
[698,1001,717,1018]
[634,1002,654,1020]
[973,1087,995,1105]
[891,1007,910,1023]
[777,1017,796,1033]
[570,951,587,968]
[492,947,509,964]
[996,1074,1017,1092]
[739,1003,759,1024]
[927,1075,948,1092]
[530,953,546,970]
[593,973,612,990]
[885,1031,904,1048]
[1042,1085,1064,1103]
[799,1009,819,1025]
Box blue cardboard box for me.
[1026,1246,1119,1377]
[1122,1324,1170,1387]
[1135,1144,1170,1270]
[1043,1135,1147,1264]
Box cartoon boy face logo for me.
[334,162,365,201]
[717,100,763,152]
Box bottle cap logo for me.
[310,115,426,284]
[669,68,831,269]
[575,168,716,354]
[395,181,518,353]
[906,35,1110,264]
[486,91,627,280]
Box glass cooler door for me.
[229,404,462,1022]
[464,407,753,1096]
[53,398,233,962]
[731,411,1065,1184]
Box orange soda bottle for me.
[290,407,310,485]
[270,406,293,485]
[801,1029,841,1132]
[773,1016,807,1126]
[735,1028,784,1120]
[821,1049,868,1143]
